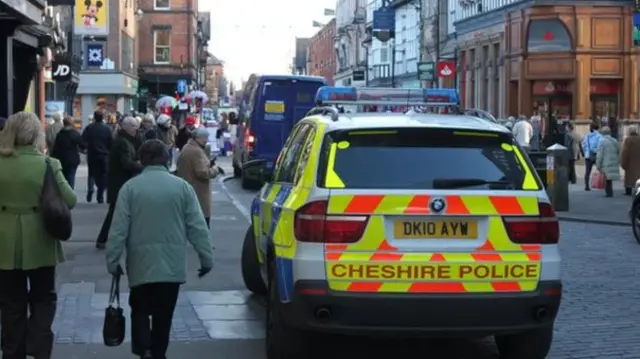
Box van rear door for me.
[252,80,292,163]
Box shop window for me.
[526,19,572,52]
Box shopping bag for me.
[590,170,606,190]
[102,271,125,347]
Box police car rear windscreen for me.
[319,128,539,190]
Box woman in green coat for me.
[0,111,77,359]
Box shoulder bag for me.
[41,158,72,241]
[103,271,125,346]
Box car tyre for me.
[632,204,640,244]
[495,326,553,359]
[241,226,267,295]
[233,163,242,178]
[265,258,309,359]
[241,168,256,190]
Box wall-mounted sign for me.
[52,60,71,81]
[634,13,640,46]
[372,6,395,42]
[353,70,365,82]
[437,60,456,78]
[74,0,109,36]
[86,43,104,67]
[417,62,435,81]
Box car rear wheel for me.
[241,226,267,295]
[495,326,553,359]
[632,204,640,244]
[265,259,309,359]
[233,163,241,178]
[241,168,257,190]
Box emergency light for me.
[314,86,460,107]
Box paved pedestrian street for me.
[53,287,264,344]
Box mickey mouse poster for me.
[74,0,109,35]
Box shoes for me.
[86,192,93,203]
[96,242,106,250]
[140,350,153,359]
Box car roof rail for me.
[306,106,339,122]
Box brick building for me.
[204,55,224,105]
[307,18,336,85]
[137,0,200,110]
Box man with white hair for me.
[96,116,143,249]
[140,113,156,140]
[45,112,64,152]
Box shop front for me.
[505,5,637,137]
[0,0,50,119]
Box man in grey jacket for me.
[45,112,64,152]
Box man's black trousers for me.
[129,282,180,359]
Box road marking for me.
[218,176,251,223]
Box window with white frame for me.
[155,0,169,9]
[154,29,171,64]
[380,47,388,62]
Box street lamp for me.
[134,8,143,20]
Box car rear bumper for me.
[280,280,562,337]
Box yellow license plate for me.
[264,101,285,113]
[393,220,478,239]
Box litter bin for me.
[527,151,548,188]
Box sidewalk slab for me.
[558,164,631,226]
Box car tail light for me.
[502,202,559,244]
[294,200,368,243]
[244,128,255,151]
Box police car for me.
[240,87,562,359]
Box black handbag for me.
[102,271,125,347]
[40,158,72,241]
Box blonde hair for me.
[0,111,44,156]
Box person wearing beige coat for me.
[176,128,224,227]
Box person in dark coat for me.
[96,116,143,249]
[51,116,84,189]
[141,113,157,140]
[82,110,113,203]
[175,116,196,151]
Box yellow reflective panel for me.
[325,143,345,188]
[512,146,540,190]
[501,143,514,151]
[337,141,350,149]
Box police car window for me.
[321,128,535,190]
[274,124,311,183]
[272,124,304,179]
[293,126,316,185]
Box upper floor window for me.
[155,0,170,9]
[154,29,171,64]
[122,31,135,72]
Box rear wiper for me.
[432,178,515,189]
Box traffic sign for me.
[177,80,187,94]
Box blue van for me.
[232,74,327,189]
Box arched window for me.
[526,19,572,52]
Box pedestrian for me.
[176,128,225,228]
[140,113,157,140]
[153,114,173,145]
[564,122,583,184]
[175,115,196,150]
[45,112,64,152]
[106,139,214,359]
[82,110,113,203]
[50,116,84,189]
[620,126,640,195]
[0,116,7,131]
[512,115,533,150]
[582,123,602,191]
[595,126,620,197]
[0,111,77,359]
[96,116,142,249]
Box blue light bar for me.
[315,86,460,107]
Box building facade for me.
[390,0,421,88]
[75,0,139,121]
[204,55,225,105]
[292,37,311,75]
[335,0,366,86]
[308,18,337,85]
[364,0,391,87]
[137,0,199,111]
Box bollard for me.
[545,144,569,211]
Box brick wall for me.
[308,18,336,85]
[137,0,198,75]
